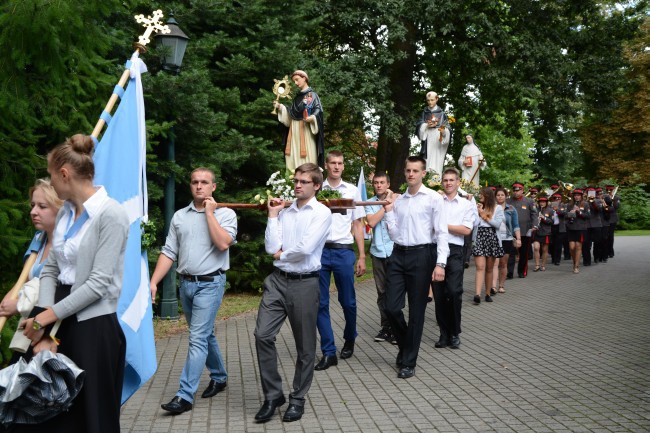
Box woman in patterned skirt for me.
[472,187,504,304]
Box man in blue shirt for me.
[364,172,395,344]
[151,168,238,414]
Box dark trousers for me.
[563,234,571,259]
[254,271,319,406]
[385,245,435,368]
[462,233,473,266]
[607,223,617,257]
[432,245,464,338]
[583,227,602,265]
[550,225,566,264]
[371,255,391,330]
[508,235,531,276]
[596,226,609,261]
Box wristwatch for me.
[32,319,44,331]
[436,263,446,269]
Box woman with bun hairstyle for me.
[21,134,129,433]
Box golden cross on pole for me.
[135,9,170,48]
[91,10,171,139]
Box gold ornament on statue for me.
[271,75,292,114]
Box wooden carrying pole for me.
[216,200,389,211]
[0,252,38,334]
[91,67,135,139]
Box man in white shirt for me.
[432,168,476,350]
[254,163,332,423]
[314,150,367,371]
[383,156,449,379]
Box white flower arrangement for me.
[252,171,296,204]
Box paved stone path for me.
[121,236,650,432]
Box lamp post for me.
[155,15,189,319]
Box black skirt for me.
[473,227,504,258]
[12,285,126,433]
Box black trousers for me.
[508,235,531,276]
[550,225,566,264]
[596,226,609,261]
[432,245,464,338]
[583,227,602,265]
[385,245,435,368]
[607,223,617,257]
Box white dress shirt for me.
[53,186,110,284]
[322,179,365,244]
[265,196,332,273]
[442,192,477,246]
[384,184,449,265]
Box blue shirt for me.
[365,196,394,259]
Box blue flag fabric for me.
[93,52,157,404]
[357,167,371,239]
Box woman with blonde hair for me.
[0,179,64,320]
[472,187,504,304]
[20,134,129,433]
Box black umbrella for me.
[0,350,85,426]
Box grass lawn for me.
[615,230,650,236]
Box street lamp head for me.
[155,15,189,73]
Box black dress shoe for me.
[506,272,513,279]
[255,395,286,422]
[314,354,338,370]
[340,340,354,359]
[201,380,227,398]
[161,396,193,414]
[450,335,461,349]
[398,366,415,379]
[434,335,449,348]
[282,403,304,422]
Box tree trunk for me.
[375,20,418,188]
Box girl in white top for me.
[472,187,504,304]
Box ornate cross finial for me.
[134,9,170,47]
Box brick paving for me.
[121,236,650,432]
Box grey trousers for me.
[254,271,320,406]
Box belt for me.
[274,268,320,280]
[324,242,354,250]
[180,269,224,282]
[394,243,431,251]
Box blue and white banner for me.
[93,51,157,404]
[357,167,371,239]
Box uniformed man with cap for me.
[604,185,620,258]
[507,182,538,278]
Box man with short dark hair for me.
[152,168,237,414]
[433,167,475,350]
[364,172,395,344]
[314,150,366,370]
[254,163,331,423]
[383,156,449,379]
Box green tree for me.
[581,15,650,184]
[0,0,129,285]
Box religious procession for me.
[1,3,648,433]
